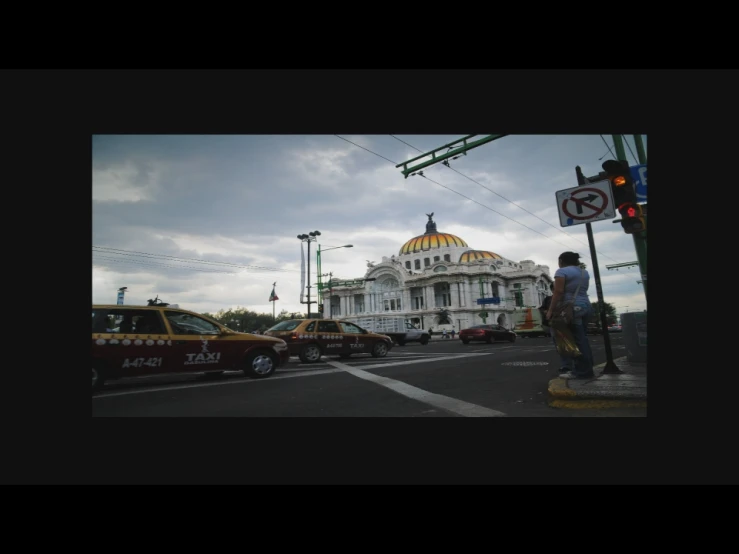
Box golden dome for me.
[459,250,503,263]
[399,214,469,255]
[399,233,468,255]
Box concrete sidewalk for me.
[547,357,647,409]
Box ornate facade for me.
[323,214,553,331]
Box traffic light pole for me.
[612,134,647,305]
[576,166,621,374]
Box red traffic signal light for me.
[618,202,646,234]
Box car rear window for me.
[268,320,301,331]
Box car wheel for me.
[420,336,429,345]
[486,335,493,344]
[371,341,389,358]
[462,339,470,345]
[92,365,105,393]
[243,350,277,378]
[299,343,322,364]
[509,335,516,343]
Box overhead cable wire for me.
[92,255,237,274]
[93,246,298,273]
[390,134,609,253]
[386,135,619,262]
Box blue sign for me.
[630,164,647,202]
[477,297,500,305]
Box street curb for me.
[548,397,648,409]
[547,357,647,409]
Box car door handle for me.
[176,340,188,345]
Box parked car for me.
[92,303,289,392]
[608,324,622,333]
[459,324,516,344]
[586,323,602,335]
[264,318,393,363]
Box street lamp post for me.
[317,244,353,306]
[298,231,321,318]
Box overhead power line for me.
[93,246,299,273]
[390,134,611,258]
[336,134,619,263]
[92,255,237,274]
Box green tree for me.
[590,301,617,329]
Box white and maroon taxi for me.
[264,318,392,363]
[92,304,290,392]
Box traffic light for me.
[318,303,324,314]
[619,202,646,233]
[602,159,646,234]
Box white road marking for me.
[93,368,345,398]
[93,352,495,400]
[325,360,506,417]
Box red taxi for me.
[264,318,393,363]
[92,303,290,392]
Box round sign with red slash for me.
[561,187,609,220]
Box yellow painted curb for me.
[548,398,647,409]
[548,377,577,398]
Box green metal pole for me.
[612,134,647,306]
[479,276,487,323]
[633,134,647,164]
[395,134,507,178]
[317,245,322,305]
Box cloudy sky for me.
[92,134,647,317]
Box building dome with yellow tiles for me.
[458,250,503,263]
[399,213,467,255]
[325,212,552,333]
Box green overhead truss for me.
[394,134,507,178]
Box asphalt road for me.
[92,333,644,417]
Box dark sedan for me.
[459,324,516,344]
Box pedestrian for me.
[540,282,573,374]
[546,251,595,379]
[442,329,448,339]
[450,328,456,339]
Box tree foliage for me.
[590,301,617,328]
[201,307,301,332]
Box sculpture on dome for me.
[425,212,438,234]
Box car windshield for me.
[268,320,302,331]
[165,312,220,334]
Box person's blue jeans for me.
[570,304,595,377]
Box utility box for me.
[621,311,647,363]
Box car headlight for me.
[272,342,288,352]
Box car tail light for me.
[291,333,299,340]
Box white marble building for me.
[323,214,553,331]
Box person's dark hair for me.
[558,251,580,266]
[549,282,554,291]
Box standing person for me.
[442,329,448,339]
[540,282,573,375]
[450,328,456,339]
[546,252,595,379]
